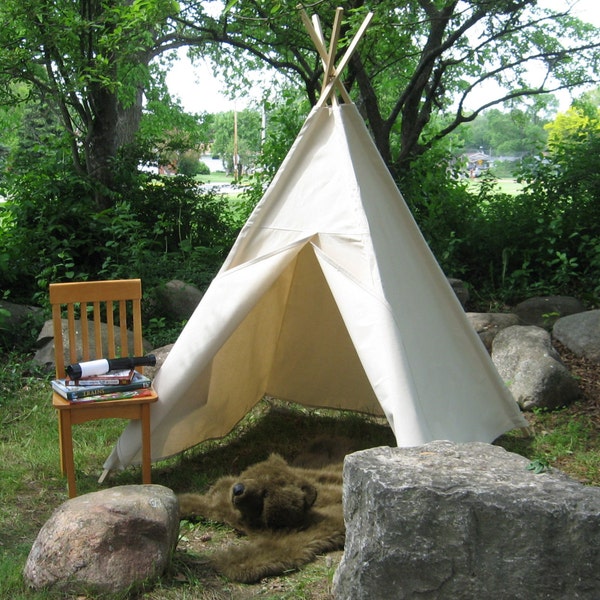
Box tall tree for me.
[0,0,180,208]
[175,0,600,177]
[459,105,551,155]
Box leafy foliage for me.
[459,105,551,156]
[0,0,182,208]
[509,96,600,302]
[0,160,237,314]
[183,0,600,176]
[395,90,600,309]
[137,79,213,173]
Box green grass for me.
[497,406,600,485]
[0,351,597,599]
[196,172,233,184]
[466,177,524,195]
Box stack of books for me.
[51,369,153,403]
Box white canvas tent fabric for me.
[104,102,527,470]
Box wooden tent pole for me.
[321,8,344,104]
[299,7,352,104]
[315,11,373,109]
[299,6,373,107]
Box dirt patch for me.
[554,340,600,425]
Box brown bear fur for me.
[178,453,344,583]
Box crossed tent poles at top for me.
[299,6,373,108]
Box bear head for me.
[230,454,318,531]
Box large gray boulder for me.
[513,295,586,329]
[333,443,600,600]
[553,309,600,363]
[491,325,580,410]
[153,279,203,321]
[24,485,179,595]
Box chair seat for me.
[52,389,158,413]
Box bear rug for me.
[178,453,344,583]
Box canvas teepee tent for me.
[104,10,526,471]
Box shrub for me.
[0,168,237,317]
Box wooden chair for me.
[50,279,158,498]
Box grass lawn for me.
[467,177,524,195]
[1,349,598,599]
[197,172,234,184]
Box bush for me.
[398,147,476,281]
[398,147,600,308]
[0,167,237,320]
[0,170,103,304]
[178,152,210,177]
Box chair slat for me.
[66,304,78,365]
[80,302,90,362]
[132,298,143,357]
[92,301,102,359]
[52,304,66,378]
[106,300,116,358]
[119,299,129,356]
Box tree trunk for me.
[85,83,144,211]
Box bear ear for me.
[302,484,318,508]
[267,453,287,465]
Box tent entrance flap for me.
[266,243,382,415]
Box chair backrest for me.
[49,279,144,378]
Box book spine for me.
[66,377,132,386]
[69,389,154,403]
[58,379,150,400]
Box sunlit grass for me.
[466,177,524,195]
[497,404,599,485]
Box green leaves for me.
[527,458,550,474]
[0,0,185,207]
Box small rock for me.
[466,312,519,352]
[492,325,580,410]
[142,343,173,380]
[553,309,600,363]
[514,296,585,329]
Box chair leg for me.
[57,413,65,475]
[140,404,152,484]
[59,411,77,498]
